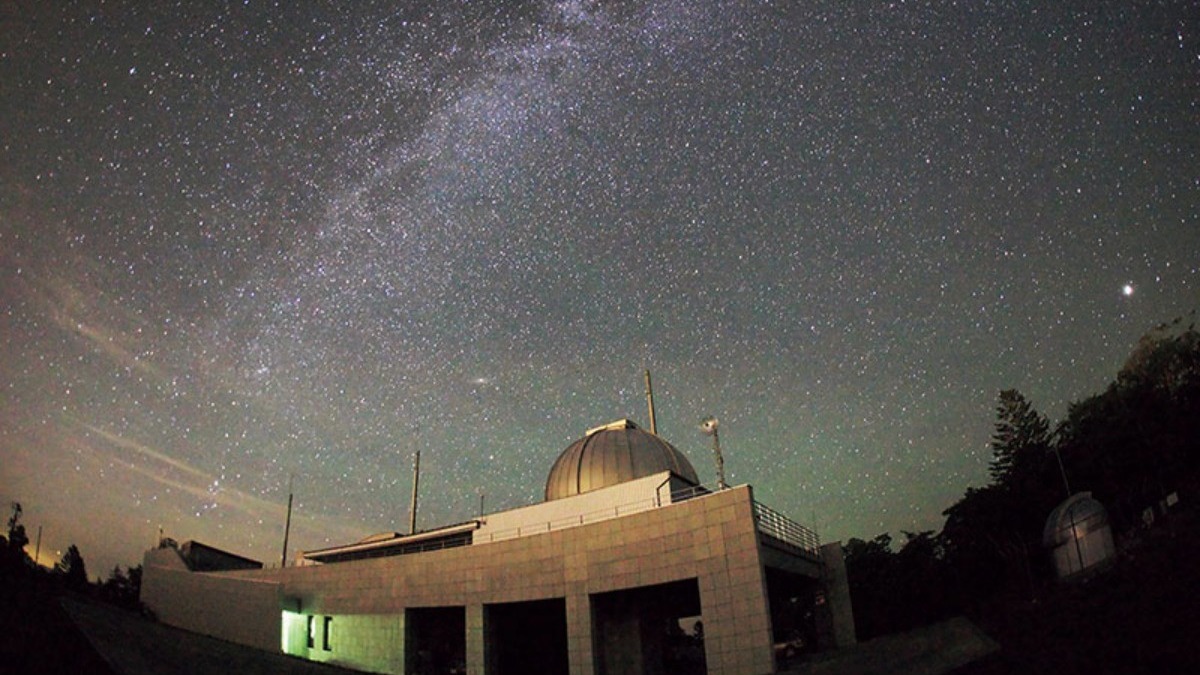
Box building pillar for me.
[697,496,777,675]
[466,603,485,675]
[698,568,775,675]
[820,542,857,649]
[565,588,595,675]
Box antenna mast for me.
[409,448,421,535]
[281,474,294,567]
[644,369,658,435]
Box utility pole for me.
[281,474,294,567]
[409,448,421,535]
[1052,447,1072,498]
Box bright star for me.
[1122,284,1134,297]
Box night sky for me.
[2,1,1198,576]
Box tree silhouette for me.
[55,544,88,592]
[100,564,142,609]
[1056,319,1200,530]
[1,502,31,574]
[939,391,1063,603]
[989,390,1052,489]
[6,502,29,554]
[843,531,959,639]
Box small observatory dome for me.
[1043,491,1115,580]
[545,419,700,501]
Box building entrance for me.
[591,579,706,675]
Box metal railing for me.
[475,483,822,565]
[753,501,821,560]
[286,485,823,565]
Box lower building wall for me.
[141,548,281,652]
[283,611,406,674]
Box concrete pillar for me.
[820,542,857,649]
[565,589,595,675]
[698,563,776,674]
[466,603,485,675]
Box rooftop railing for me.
[475,482,822,564]
[288,483,824,569]
[752,500,821,560]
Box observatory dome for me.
[545,419,700,501]
[1042,492,1111,547]
[1042,491,1116,580]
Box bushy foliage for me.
[1057,318,1200,531]
[99,564,142,609]
[843,531,957,639]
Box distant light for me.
[1122,284,1135,297]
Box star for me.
[1,0,1195,576]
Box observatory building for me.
[141,419,856,674]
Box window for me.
[323,616,333,651]
[306,615,315,649]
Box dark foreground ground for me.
[0,578,357,675]
[0,576,116,675]
[3,509,1196,675]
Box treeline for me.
[1,502,142,610]
[845,316,1200,640]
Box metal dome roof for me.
[1043,492,1110,547]
[544,419,700,501]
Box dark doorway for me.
[764,566,823,668]
[406,606,465,675]
[485,598,569,675]
[591,579,705,675]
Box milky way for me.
[2,0,1198,574]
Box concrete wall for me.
[474,471,679,543]
[283,611,405,674]
[819,542,857,649]
[148,486,797,675]
[141,547,281,652]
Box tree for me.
[843,532,960,639]
[989,390,1052,489]
[1,502,31,574]
[843,534,897,639]
[941,485,1036,603]
[6,502,29,554]
[100,564,142,609]
[55,544,89,592]
[937,392,1062,605]
[1055,320,1200,530]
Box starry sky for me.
[2,0,1198,576]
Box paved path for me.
[782,617,999,675]
[63,599,366,675]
